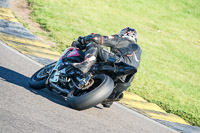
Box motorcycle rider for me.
[71,27,142,108]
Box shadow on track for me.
[0,66,103,110]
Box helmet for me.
[119,27,137,43]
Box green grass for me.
[28,0,200,126]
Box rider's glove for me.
[71,40,85,50]
[78,36,85,45]
[71,41,79,47]
[76,43,86,50]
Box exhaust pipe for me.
[50,81,70,94]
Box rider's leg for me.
[72,42,98,74]
[98,48,137,108]
[98,48,127,108]
[97,47,122,62]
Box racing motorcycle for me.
[29,42,137,110]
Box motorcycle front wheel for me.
[29,62,56,89]
[67,74,114,110]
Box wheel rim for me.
[36,68,48,79]
[36,64,55,79]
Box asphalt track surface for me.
[0,41,177,133]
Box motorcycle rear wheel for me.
[29,62,56,89]
[67,74,114,110]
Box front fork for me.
[45,60,63,91]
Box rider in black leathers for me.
[71,27,142,107]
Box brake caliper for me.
[76,75,94,90]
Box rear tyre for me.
[67,74,114,110]
[29,62,56,89]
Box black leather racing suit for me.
[74,34,142,99]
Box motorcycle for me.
[29,43,137,110]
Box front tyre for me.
[67,74,114,110]
[29,62,56,89]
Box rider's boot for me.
[101,101,113,108]
[72,46,98,74]
[101,92,124,108]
